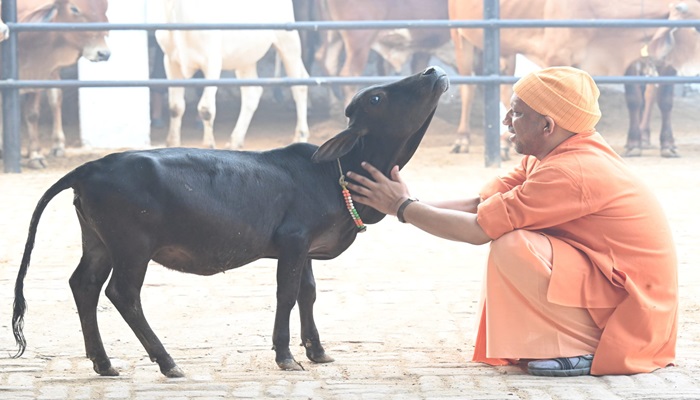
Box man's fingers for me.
[345,183,372,205]
[347,172,373,187]
[390,165,402,183]
[346,182,366,194]
[361,162,386,181]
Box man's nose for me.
[503,109,513,125]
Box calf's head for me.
[311,66,449,175]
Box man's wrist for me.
[397,197,419,223]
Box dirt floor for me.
[0,85,699,398]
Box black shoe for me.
[527,354,593,377]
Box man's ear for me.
[543,116,556,135]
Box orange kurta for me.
[474,131,678,375]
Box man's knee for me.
[489,230,552,275]
[491,230,530,256]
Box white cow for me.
[0,1,8,42]
[156,0,310,149]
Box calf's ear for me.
[311,128,366,163]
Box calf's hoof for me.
[308,351,334,364]
[303,339,334,364]
[277,358,305,371]
[94,364,119,377]
[162,365,185,378]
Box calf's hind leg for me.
[297,261,333,364]
[105,255,184,378]
[69,230,117,376]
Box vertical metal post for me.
[2,0,21,173]
[483,0,500,167]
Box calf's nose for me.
[422,65,446,77]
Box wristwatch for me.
[397,197,419,223]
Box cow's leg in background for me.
[68,229,117,376]
[22,92,47,169]
[229,66,264,150]
[639,84,656,150]
[624,62,646,157]
[197,55,223,149]
[657,65,679,158]
[313,30,345,109]
[163,54,189,148]
[338,30,378,108]
[622,60,679,158]
[165,84,187,148]
[635,58,661,151]
[273,30,310,144]
[297,260,334,364]
[47,88,67,157]
[450,35,476,154]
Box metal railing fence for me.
[2,2,699,171]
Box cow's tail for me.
[12,170,80,358]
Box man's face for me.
[503,94,548,157]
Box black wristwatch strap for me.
[397,198,418,223]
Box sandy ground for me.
[0,86,699,399]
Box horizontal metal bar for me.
[7,18,700,32]
[3,75,700,90]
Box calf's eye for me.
[369,95,381,105]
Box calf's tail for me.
[12,171,78,358]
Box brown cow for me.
[448,0,698,157]
[1,0,110,169]
[322,0,452,107]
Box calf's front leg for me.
[271,236,312,370]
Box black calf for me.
[12,66,449,377]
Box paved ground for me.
[1,88,699,399]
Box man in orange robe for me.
[346,66,678,376]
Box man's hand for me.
[346,162,410,216]
[347,162,491,245]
